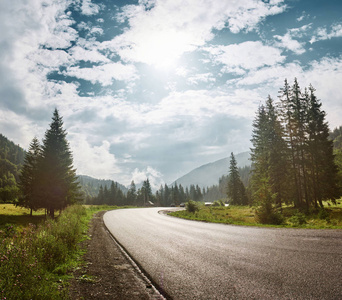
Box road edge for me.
[103,210,172,300]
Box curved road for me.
[104,208,342,300]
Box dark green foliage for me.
[141,178,152,206]
[92,181,126,205]
[157,183,202,206]
[16,109,81,217]
[318,209,330,220]
[37,109,81,217]
[288,212,307,226]
[250,79,340,222]
[126,180,137,205]
[212,200,225,206]
[17,137,42,214]
[227,152,248,205]
[0,134,26,203]
[330,126,342,149]
[0,134,25,166]
[78,175,128,202]
[186,200,200,213]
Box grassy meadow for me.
[169,200,342,229]
[0,204,125,300]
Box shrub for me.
[0,205,87,299]
[288,212,307,226]
[186,200,200,213]
[212,200,225,207]
[255,206,284,225]
[318,208,330,220]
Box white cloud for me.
[187,73,216,85]
[69,46,110,63]
[233,62,303,87]
[80,0,101,16]
[231,56,342,129]
[274,32,306,54]
[131,167,165,190]
[204,41,285,71]
[296,11,309,22]
[146,89,261,124]
[273,25,311,55]
[0,0,80,117]
[102,0,286,68]
[28,49,71,69]
[310,23,342,43]
[0,109,44,148]
[70,136,121,180]
[227,0,286,34]
[63,62,138,86]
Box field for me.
[169,201,342,229]
[0,204,126,300]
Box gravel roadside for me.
[69,211,164,299]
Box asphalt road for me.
[103,207,342,300]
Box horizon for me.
[1,0,341,189]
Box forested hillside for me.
[0,134,25,202]
[78,175,128,201]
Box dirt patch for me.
[69,211,163,299]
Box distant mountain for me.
[77,174,128,198]
[172,151,251,189]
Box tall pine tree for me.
[38,109,80,217]
[18,137,42,215]
[227,152,248,205]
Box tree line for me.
[247,79,340,221]
[87,179,206,207]
[204,78,342,221]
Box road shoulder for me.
[69,211,162,299]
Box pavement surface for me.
[104,207,342,300]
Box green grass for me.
[169,200,342,229]
[0,204,48,229]
[0,204,131,299]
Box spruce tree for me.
[227,152,248,205]
[306,85,340,207]
[39,109,80,217]
[142,178,152,206]
[127,180,137,205]
[18,137,42,215]
[265,96,289,209]
[279,79,304,208]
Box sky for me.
[0,0,342,189]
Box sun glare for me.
[137,29,192,69]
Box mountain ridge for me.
[171,151,250,189]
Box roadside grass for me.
[169,200,342,229]
[0,204,130,299]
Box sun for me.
[133,29,193,70]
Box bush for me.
[186,200,200,213]
[288,212,307,226]
[318,208,330,220]
[255,206,284,225]
[212,200,225,207]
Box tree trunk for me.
[49,207,54,218]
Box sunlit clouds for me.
[0,0,341,187]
